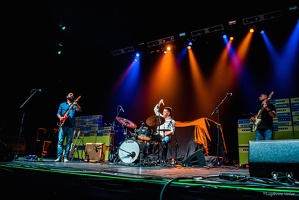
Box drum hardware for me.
[106,144,123,163]
[157,129,170,132]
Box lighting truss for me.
[147,36,175,48]
[191,24,224,37]
[242,10,282,25]
[111,46,135,56]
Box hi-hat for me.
[116,117,137,129]
[146,115,165,127]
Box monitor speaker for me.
[249,139,299,180]
[182,149,205,167]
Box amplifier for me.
[85,143,105,162]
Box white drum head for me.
[118,139,140,163]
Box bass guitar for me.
[252,91,274,132]
[58,95,81,127]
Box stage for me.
[1,155,299,199]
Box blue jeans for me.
[57,126,74,159]
[161,135,170,143]
[255,129,273,140]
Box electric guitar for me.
[252,91,274,132]
[58,95,81,127]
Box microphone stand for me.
[111,105,122,140]
[15,89,39,159]
[173,131,179,164]
[211,94,229,166]
[157,112,165,163]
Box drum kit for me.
[114,115,169,165]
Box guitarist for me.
[55,92,82,162]
[250,93,276,140]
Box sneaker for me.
[54,158,61,162]
[63,158,69,162]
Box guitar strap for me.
[63,102,73,116]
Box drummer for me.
[152,99,176,163]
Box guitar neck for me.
[255,107,264,118]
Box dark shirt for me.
[255,103,276,130]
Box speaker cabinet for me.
[85,143,105,162]
[249,139,299,180]
[182,149,206,167]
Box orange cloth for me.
[175,118,227,156]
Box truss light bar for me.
[243,16,260,25]
[111,46,135,56]
[191,29,206,37]
[191,24,224,37]
[147,36,175,47]
[123,46,135,53]
[208,25,224,32]
[263,10,282,20]
[243,10,282,25]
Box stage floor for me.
[3,156,249,179]
[1,156,299,199]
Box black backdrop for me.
[167,123,227,163]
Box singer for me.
[151,99,176,164]
[55,92,82,163]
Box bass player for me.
[55,92,82,162]
[250,92,276,140]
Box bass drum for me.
[118,139,141,164]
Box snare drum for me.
[137,126,152,141]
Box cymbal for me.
[146,115,165,127]
[116,117,137,129]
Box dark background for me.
[1,0,299,162]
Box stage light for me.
[289,5,298,11]
[228,20,237,25]
[179,32,186,37]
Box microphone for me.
[32,89,42,92]
[120,105,124,112]
[93,146,98,152]
[226,93,233,96]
